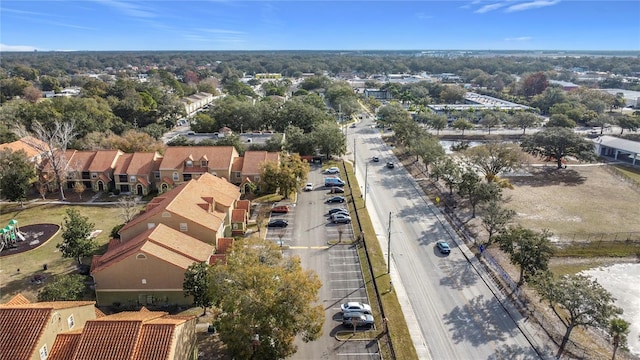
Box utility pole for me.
[353,137,356,176]
[387,211,392,274]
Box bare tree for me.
[118,195,141,223]
[73,182,86,200]
[17,120,77,200]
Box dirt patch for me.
[0,223,60,258]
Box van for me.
[324,177,345,187]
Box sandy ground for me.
[582,263,640,356]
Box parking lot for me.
[266,165,379,358]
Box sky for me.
[1,0,639,52]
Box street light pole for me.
[364,162,368,206]
[387,211,392,274]
[353,137,356,176]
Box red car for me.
[271,205,290,213]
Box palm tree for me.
[609,318,630,360]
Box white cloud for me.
[506,0,560,12]
[92,0,155,18]
[475,2,508,13]
[0,43,39,51]
[199,28,246,35]
[416,12,433,20]
[505,36,533,41]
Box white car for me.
[323,167,340,174]
[341,302,372,314]
[331,214,352,224]
[304,183,313,191]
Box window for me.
[172,172,179,181]
[154,172,160,179]
[39,345,48,360]
[67,315,75,329]
[201,160,207,167]
[186,160,193,167]
[162,211,171,218]
[183,174,192,181]
[235,172,241,179]
[147,223,155,230]
[129,176,136,183]
[254,176,260,181]
[233,223,238,229]
[67,171,74,179]
[136,253,147,260]
[180,223,188,232]
[91,173,97,179]
[141,279,147,284]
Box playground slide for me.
[17,232,25,241]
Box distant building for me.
[255,73,282,79]
[363,88,392,100]
[549,80,580,92]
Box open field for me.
[504,165,640,242]
[0,203,136,303]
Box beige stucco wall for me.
[29,304,97,360]
[95,290,192,308]
[170,318,197,360]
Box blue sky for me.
[1,1,639,51]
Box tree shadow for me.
[506,167,586,187]
[442,294,516,346]
[486,343,542,360]
[437,258,479,289]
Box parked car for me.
[330,187,344,193]
[324,177,345,187]
[328,207,348,215]
[271,205,290,214]
[304,183,314,191]
[326,196,346,203]
[386,162,395,169]
[342,312,374,328]
[341,302,372,314]
[436,240,451,254]
[331,214,352,224]
[267,219,289,228]
[329,210,350,218]
[323,167,340,174]
[350,123,357,128]
[372,156,379,162]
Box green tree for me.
[57,208,96,265]
[440,85,466,104]
[513,112,541,135]
[183,262,214,316]
[215,134,246,156]
[451,118,474,135]
[0,149,36,207]
[426,114,449,135]
[430,157,462,194]
[522,72,549,97]
[479,112,501,134]
[480,201,515,245]
[547,114,577,128]
[617,114,640,134]
[609,318,630,360]
[312,121,346,159]
[536,274,622,359]
[589,114,615,135]
[457,169,502,218]
[531,87,568,115]
[208,238,323,359]
[37,274,86,301]
[410,135,445,174]
[464,142,522,183]
[284,125,316,155]
[496,227,553,285]
[521,127,596,169]
[259,154,309,198]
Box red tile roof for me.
[5,293,30,305]
[159,146,237,171]
[66,150,96,172]
[231,208,246,223]
[236,200,250,212]
[49,331,83,360]
[92,224,214,274]
[216,238,234,254]
[241,151,279,176]
[231,156,244,172]
[114,153,134,174]
[131,323,175,360]
[88,150,122,172]
[0,136,48,159]
[0,307,50,360]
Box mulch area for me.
[0,224,60,257]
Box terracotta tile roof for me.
[49,331,83,360]
[132,323,175,360]
[95,308,107,318]
[122,173,239,236]
[241,151,279,176]
[5,293,31,305]
[0,307,50,359]
[114,153,134,174]
[159,146,237,171]
[88,150,122,172]
[231,156,244,172]
[216,238,234,254]
[0,136,48,159]
[137,177,149,187]
[236,200,250,212]
[209,254,227,265]
[92,224,213,274]
[160,176,174,186]
[66,150,96,172]
[127,152,158,175]
[72,319,143,360]
[231,208,246,223]
[97,173,111,183]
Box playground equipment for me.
[0,219,24,252]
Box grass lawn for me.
[0,203,137,303]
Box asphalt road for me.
[346,116,540,360]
